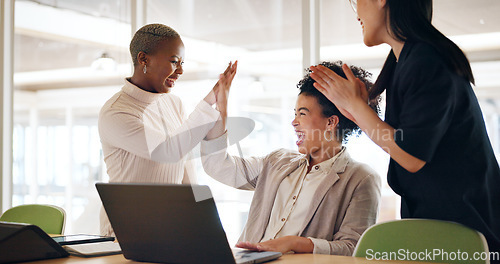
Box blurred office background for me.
[1,0,499,245]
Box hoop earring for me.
[143,65,147,74]
[324,130,334,142]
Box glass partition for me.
[13,0,131,233]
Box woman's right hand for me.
[310,64,367,123]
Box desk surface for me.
[20,253,438,264]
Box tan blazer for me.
[201,135,381,255]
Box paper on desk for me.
[63,241,122,257]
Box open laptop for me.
[96,183,282,264]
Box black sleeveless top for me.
[385,41,500,252]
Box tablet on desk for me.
[52,234,115,245]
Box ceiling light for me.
[91,52,117,72]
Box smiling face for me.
[140,36,185,93]
[356,0,390,47]
[292,94,338,157]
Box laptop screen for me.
[96,183,237,264]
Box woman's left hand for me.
[235,236,313,254]
[310,63,368,123]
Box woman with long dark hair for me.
[310,0,500,254]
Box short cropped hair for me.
[129,23,180,66]
[298,61,380,143]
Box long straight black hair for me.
[369,0,475,100]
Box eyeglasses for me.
[349,0,357,14]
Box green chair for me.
[353,219,490,264]
[0,204,66,235]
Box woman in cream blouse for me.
[98,23,236,236]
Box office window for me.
[13,0,131,233]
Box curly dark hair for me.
[297,61,380,143]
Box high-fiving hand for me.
[204,61,238,111]
[215,61,238,119]
[203,61,238,140]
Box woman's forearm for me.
[290,236,314,253]
[201,133,263,190]
[205,114,226,140]
[351,100,426,173]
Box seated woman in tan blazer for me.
[201,61,381,256]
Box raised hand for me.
[203,61,238,108]
[215,61,238,120]
[204,61,238,140]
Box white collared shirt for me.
[261,148,345,242]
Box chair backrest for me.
[0,204,66,235]
[353,219,490,264]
